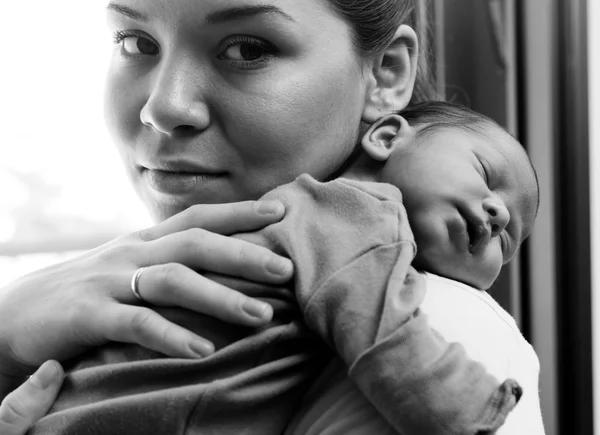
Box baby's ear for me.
[361,114,415,161]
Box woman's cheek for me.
[105,72,145,149]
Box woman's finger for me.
[0,361,64,435]
[146,229,293,283]
[134,263,274,324]
[139,200,285,241]
[92,263,275,359]
[97,263,275,359]
[99,304,216,359]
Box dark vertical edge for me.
[513,0,532,342]
[555,0,594,434]
[503,0,523,325]
[516,0,561,432]
[431,0,446,99]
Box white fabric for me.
[285,273,546,435]
[420,273,546,435]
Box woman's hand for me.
[0,361,63,435]
[0,200,293,383]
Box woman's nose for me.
[140,60,210,136]
[483,196,510,236]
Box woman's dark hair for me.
[326,0,438,104]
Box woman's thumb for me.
[0,361,64,435]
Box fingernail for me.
[267,257,293,276]
[189,340,215,358]
[29,361,59,390]
[255,201,284,216]
[242,300,272,320]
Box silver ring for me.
[130,267,148,302]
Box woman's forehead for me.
[106,0,336,25]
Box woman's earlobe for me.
[361,25,419,124]
[361,114,412,161]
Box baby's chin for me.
[412,253,497,291]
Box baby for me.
[285,101,542,434]
[345,101,538,290]
[32,102,540,435]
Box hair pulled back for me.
[326,0,436,104]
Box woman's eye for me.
[222,43,267,61]
[113,31,159,56]
[217,36,277,68]
[124,37,158,55]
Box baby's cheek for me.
[409,212,451,254]
[411,227,459,276]
[480,244,504,287]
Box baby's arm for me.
[257,176,521,434]
[300,235,520,434]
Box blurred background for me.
[0,2,152,284]
[0,1,597,434]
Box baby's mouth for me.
[466,218,491,254]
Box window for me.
[0,2,150,287]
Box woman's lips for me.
[144,169,226,194]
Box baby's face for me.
[383,126,538,290]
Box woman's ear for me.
[361,25,418,124]
[361,114,415,161]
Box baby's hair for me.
[398,101,541,217]
[399,101,500,137]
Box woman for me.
[0,0,544,433]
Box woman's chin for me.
[137,177,239,221]
[141,191,220,222]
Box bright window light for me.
[0,2,151,284]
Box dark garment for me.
[31,175,520,435]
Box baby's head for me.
[360,101,539,290]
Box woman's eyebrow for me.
[106,3,148,22]
[205,5,296,24]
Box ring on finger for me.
[131,267,148,302]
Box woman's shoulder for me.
[419,272,539,381]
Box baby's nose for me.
[483,197,510,236]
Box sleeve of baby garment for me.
[252,175,522,435]
[418,274,546,435]
[496,346,545,435]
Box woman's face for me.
[105,0,370,221]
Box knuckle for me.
[222,290,244,315]
[113,230,141,246]
[184,227,208,243]
[236,244,250,265]
[180,229,210,255]
[104,241,137,262]
[158,324,174,348]
[183,205,208,226]
[136,227,157,242]
[66,298,93,327]
[67,301,102,344]
[0,394,27,424]
[157,263,185,287]
[129,309,154,336]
